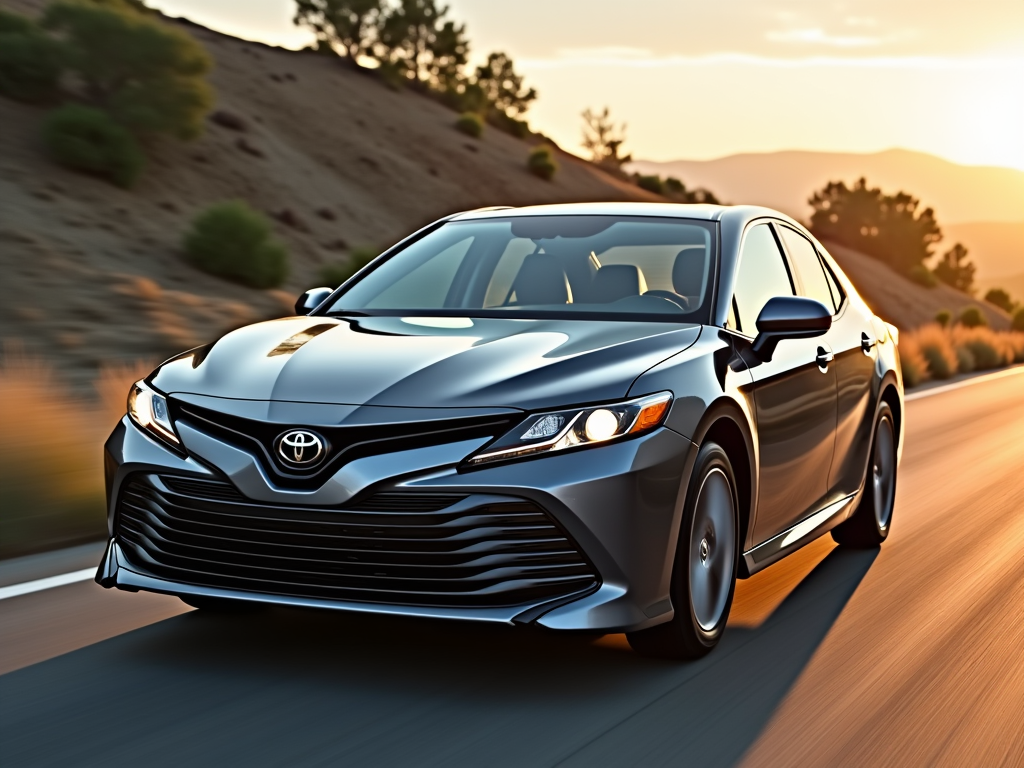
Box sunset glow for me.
[150,0,1024,170]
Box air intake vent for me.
[118,474,598,610]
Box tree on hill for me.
[808,178,942,276]
[376,0,468,89]
[984,288,1018,314]
[582,106,630,170]
[933,242,976,294]
[473,52,536,118]
[293,0,382,64]
[43,0,214,140]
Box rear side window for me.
[733,223,794,335]
[778,226,836,313]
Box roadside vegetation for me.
[898,324,1024,388]
[0,349,152,559]
[0,1,214,187]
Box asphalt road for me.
[1,368,1022,767]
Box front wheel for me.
[627,441,739,660]
[832,401,897,548]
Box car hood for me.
[150,315,701,411]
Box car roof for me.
[448,202,805,230]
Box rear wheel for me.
[832,402,897,548]
[627,441,739,660]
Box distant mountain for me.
[628,149,1024,225]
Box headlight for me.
[467,392,672,466]
[127,380,180,446]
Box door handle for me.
[816,346,834,370]
[861,332,877,353]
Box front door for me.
[730,223,838,545]
[775,227,876,500]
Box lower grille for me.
[116,475,598,609]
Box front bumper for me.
[99,416,696,632]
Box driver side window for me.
[733,224,794,335]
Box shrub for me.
[908,264,937,288]
[954,345,975,374]
[1013,308,1024,333]
[958,306,986,328]
[319,246,378,288]
[914,323,957,379]
[935,309,951,328]
[665,177,685,195]
[0,12,63,103]
[984,287,1017,314]
[454,111,483,139]
[897,334,929,388]
[636,174,664,195]
[0,7,34,34]
[184,201,289,289]
[43,0,214,139]
[0,351,105,558]
[951,326,1011,371]
[527,145,557,181]
[43,104,144,187]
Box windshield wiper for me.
[326,309,371,317]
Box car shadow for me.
[0,545,877,768]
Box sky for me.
[150,0,1024,170]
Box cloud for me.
[765,28,882,47]
[519,49,1024,73]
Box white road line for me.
[905,365,1024,401]
[0,568,95,601]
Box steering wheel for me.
[642,290,690,312]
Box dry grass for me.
[900,326,1024,389]
[0,346,153,558]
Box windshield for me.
[324,215,718,323]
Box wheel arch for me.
[687,399,757,560]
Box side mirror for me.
[751,296,832,362]
[295,287,334,316]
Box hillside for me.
[0,2,652,395]
[825,242,1011,332]
[628,149,1024,225]
[0,3,1005,402]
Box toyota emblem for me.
[276,430,326,466]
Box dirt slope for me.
[824,242,1011,332]
[0,2,653,394]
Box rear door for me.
[731,222,839,545]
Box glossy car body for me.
[96,203,904,638]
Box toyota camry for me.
[96,203,904,658]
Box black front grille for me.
[169,400,520,489]
[116,475,598,609]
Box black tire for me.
[832,402,897,548]
[627,441,739,660]
[180,595,265,613]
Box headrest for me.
[672,248,706,297]
[512,253,569,305]
[591,264,648,304]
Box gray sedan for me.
[97,203,903,658]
